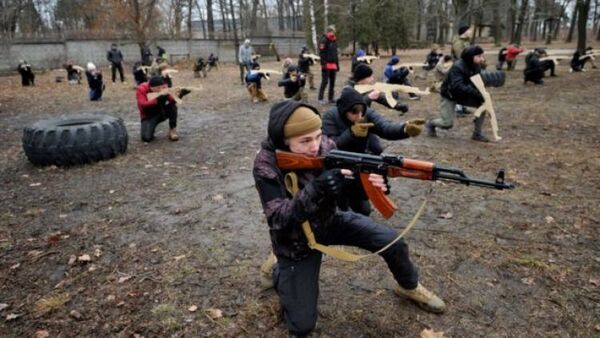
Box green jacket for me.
[451,35,470,60]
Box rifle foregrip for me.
[360,173,397,219]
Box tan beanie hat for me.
[284,106,322,138]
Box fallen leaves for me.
[590,278,600,287]
[5,313,21,321]
[420,328,447,338]
[173,255,186,261]
[77,254,91,263]
[34,330,50,338]
[118,275,132,284]
[0,303,8,311]
[521,277,535,286]
[205,308,222,320]
[188,305,198,312]
[544,216,555,224]
[439,212,453,219]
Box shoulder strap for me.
[284,172,426,262]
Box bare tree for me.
[513,0,529,44]
[576,0,591,49]
[206,0,215,39]
[566,0,578,41]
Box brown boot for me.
[394,283,445,313]
[168,128,179,141]
[259,253,277,289]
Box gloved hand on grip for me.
[351,122,374,138]
[313,169,345,197]
[178,88,191,99]
[404,118,426,137]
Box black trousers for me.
[318,69,337,101]
[338,180,372,216]
[540,60,555,75]
[272,211,418,336]
[111,62,125,82]
[140,103,178,142]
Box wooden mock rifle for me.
[354,82,430,107]
[392,62,429,72]
[539,56,566,65]
[276,149,514,219]
[302,53,320,62]
[470,74,502,142]
[250,69,282,80]
[147,86,202,104]
[356,55,379,64]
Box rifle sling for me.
[284,172,426,262]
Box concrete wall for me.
[2,37,306,72]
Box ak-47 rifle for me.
[357,55,379,64]
[392,62,428,72]
[276,149,514,219]
[250,69,282,80]
[354,82,430,107]
[579,51,600,60]
[147,86,202,104]
[302,53,320,62]
[470,74,502,141]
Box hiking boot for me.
[168,128,179,141]
[259,253,277,289]
[426,121,437,137]
[471,133,490,142]
[395,283,445,314]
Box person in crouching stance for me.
[136,75,189,142]
[253,101,445,337]
[245,62,268,103]
[426,46,490,142]
[85,63,105,101]
[278,65,307,102]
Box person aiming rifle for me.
[136,75,190,142]
[17,60,35,86]
[426,46,492,142]
[253,100,446,336]
[322,87,424,215]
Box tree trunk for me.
[288,0,297,31]
[310,0,317,49]
[187,0,193,57]
[454,0,470,31]
[416,0,422,41]
[229,0,240,63]
[194,0,207,39]
[566,1,577,42]
[493,0,501,46]
[577,0,592,49]
[249,0,259,34]
[276,0,284,31]
[508,0,517,44]
[206,0,215,39]
[513,0,529,44]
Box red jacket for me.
[136,82,175,119]
[506,46,524,61]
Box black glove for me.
[313,169,345,197]
[156,94,168,105]
[178,88,191,98]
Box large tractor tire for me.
[22,113,128,166]
[480,70,506,87]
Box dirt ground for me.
[0,45,599,337]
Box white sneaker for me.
[395,283,445,313]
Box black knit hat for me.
[458,26,470,35]
[149,75,165,87]
[352,63,373,82]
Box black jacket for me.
[318,33,339,70]
[298,53,314,73]
[425,51,442,70]
[86,71,103,90]
[107,48,123,64]
[322,87,409,155]
[440,48,484,107]
[278,73,306,98]
[253,101,337,260]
